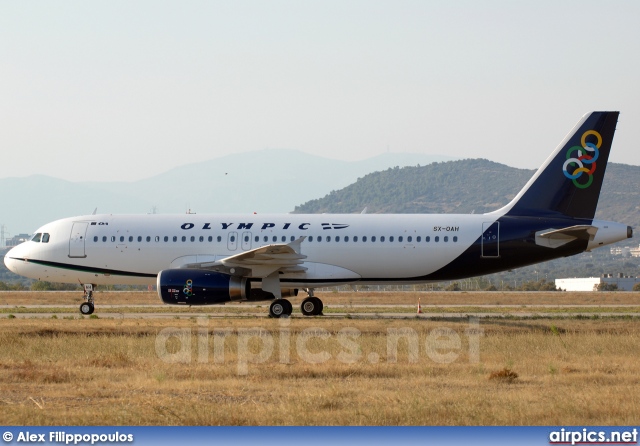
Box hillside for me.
[293,160,640,231]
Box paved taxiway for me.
[2,303,639,319]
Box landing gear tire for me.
[269,299,292,318]
[300,296,323,316]
[80,283,96,315]
[80,302,94,315]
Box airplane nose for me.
[4,248,20,275]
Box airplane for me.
[3,111,632,317]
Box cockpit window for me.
[42,233,50,243]
[31,233,42,243]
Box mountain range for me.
[0,149,454,235]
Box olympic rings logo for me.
[562,130,602,189]
[183,279,193,297]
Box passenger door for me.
[481,222,499,257]
[69,222,89,258]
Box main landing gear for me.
[79,284,95,315]
[268,288,324,318]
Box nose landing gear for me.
[79,284,95,315]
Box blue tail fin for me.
[500,111,619,220]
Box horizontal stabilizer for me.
[535,225,598,249]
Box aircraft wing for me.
[535,225,598,249]
[181,237,307,277]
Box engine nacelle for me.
[157,269,249,305]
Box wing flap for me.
[181,237,308,278]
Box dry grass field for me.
[0,291,639,425]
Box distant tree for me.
[596,283,619,291]
[537,280,560,291]
[633,283,640,292]
[0,281,26,291]
[445,282,461,291]
[30,281,80,291]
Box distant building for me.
[556,274,640,291]
[5,233,31,248]
[610,244,640,257]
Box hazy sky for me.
[2,1,639,182]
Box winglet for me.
[288,236,307,254]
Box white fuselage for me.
[5,212,491,286]
[3,211,629,288]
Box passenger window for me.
[94,236,98,242]
[164,236,169,242]
[345,236,349,242]
[173,236,177,242]
[146,236,151,242]
[120,236,125,242]
[426,236,430,242]
[155,236,160,242]
[182,236,186,242]
[103,236,107,242]
[230,235,236,242]
[363,236,367,242]
[129,236,134,242]
[399,236,403,242]
[380,236,385,242]
[335,236,340,242]
[200,236,204,242]
[291,236,295,242]
[282,236,286,242]
[435,236,439,242]
[255,236,259,242]
[390,236,394,242]
[217,236,222,242]
[444,236,449,242]
[263,236,268,242]
[317,236,321,242]
[326,236,331,242]
[273,236,277,242]
[354,236,358,242]
[209,236,213,242]
[308,236,313,243]
[408,236,412,242]
[31,233,42,243]
[245,236,250,242]
[190,236,195,242]
[371,236,376,242]
[417,236,421,242]
[112,236,116,242]
[42,233,50,243]
[453,236,458,242]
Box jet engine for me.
[157,269,249,305]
